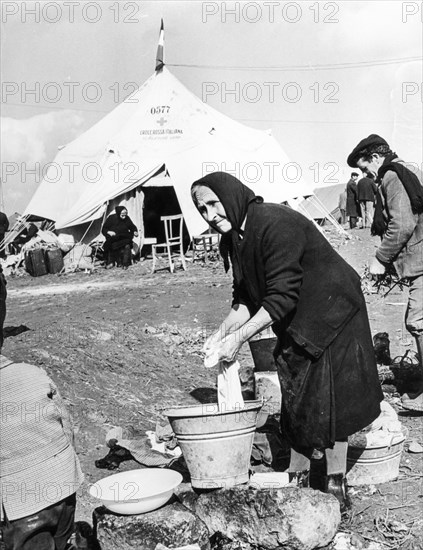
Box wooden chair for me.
[191,232,220,263]
[152,215,187,273]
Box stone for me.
[189,486,340,550]
[93,502,210,550]
[175,482,199,511]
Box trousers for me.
[405,274,423,336]
[1,493,76,550]
[359,201,374,228]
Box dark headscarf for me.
[191,172,260,278]
[371,154,423,237]
[115,206,127,218]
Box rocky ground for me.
[2,225,422,549]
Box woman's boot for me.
[324,473,351,514]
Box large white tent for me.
[23,64,317,244]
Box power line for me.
[168,56,422,72]
[238,119,393,124]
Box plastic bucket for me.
[165,400,262,489]
[346,433,406,486]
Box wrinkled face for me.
[119,209,128,219]
[356,154,383,178]
[192,185,232,234]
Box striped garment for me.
[0,355,83,521]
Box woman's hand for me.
[205,332,242,365]
[216,332,242,363]
[203,330,222,353]
[107,231,116,237]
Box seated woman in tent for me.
[190,172,383,514]
[101,206,138,269]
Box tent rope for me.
[64,217,98,274]
[298,195,347,236]
[68,203,109,273]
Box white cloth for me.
[203,350,244,411]
[350,400,406,448]
[217,361,244,411]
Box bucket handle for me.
[387,432,405,450]
[387,434,395,451]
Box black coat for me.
[102,212,137,251]
[357,177,377,202]
[0,212,9,234]
[233,202,382,449]
[346,179,361,216]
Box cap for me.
[347,134,389,167]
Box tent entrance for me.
[57,187,145,245]
[142,186,190,251]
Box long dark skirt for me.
[274,308,383,452]
[104,240,132,267]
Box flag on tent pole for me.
[155,19,164,72]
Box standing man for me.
[346,172,361,229]
[357,174,377,228]
[0,211,9,259]
[347,134,423,411]
[338,188,347,225]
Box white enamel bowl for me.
[89,468,183,515]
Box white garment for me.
[217,361,244,412]
[204,351,244,411]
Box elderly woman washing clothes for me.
[191,172,383,513]
[102,206,138,269]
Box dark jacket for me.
[357,177,377,202]
[0,212,9,234]
[236,202,365,357]
[346,179,360,216]
[233,202,382,447]
[102,211,137,251]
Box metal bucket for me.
[165,400,262,489]
[346,432,406,486]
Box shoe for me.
[288,470,310,488]
[324,474,351,514]
[401,390,423,412]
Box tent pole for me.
[0,214,30,253]
[68,217,97,273]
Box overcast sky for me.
[1,0,422,215]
